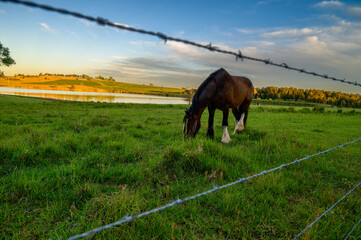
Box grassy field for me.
[0,94,360,239]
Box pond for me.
[0,87,190,105]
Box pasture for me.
[0,94,360,239]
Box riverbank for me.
[0,75,194,99]
[0,87,190,104]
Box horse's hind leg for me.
[233,101,250,134]
[232,107,242,135]
[221,108,231,143]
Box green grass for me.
[0,94,360,239]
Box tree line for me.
[254,87,361,108]
[14,73,116,82]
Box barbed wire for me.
[2,1,360,239]
[294,181,361,239]
[344,217,361,240]
[66,138,361,239]
[1,0,361,88]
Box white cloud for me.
[175,30,185,37]
[348,6,361,18]
[256,0,277,6]
[129,41,157,47]
[166,41,204,57]
[263,28,320,38]
[250,41,275,47]
[39,23,54,33]
[315,1,344,8]
[315,1,361,19]
[236,28,253,34]
[305,36,325,46]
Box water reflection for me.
[0,87,189,104]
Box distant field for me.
[0,75,189,98]
[0,95,360,239]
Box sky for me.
[0,0,361,93]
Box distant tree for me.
[0,42,16,76]
[255,86,361,108]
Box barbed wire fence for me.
[1,0,360,239]
[67,138,361,240]
[294,181,361,239]
[1,0,361,88]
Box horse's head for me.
[183,109,201,138]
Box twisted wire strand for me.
[344,217,361,240]
[67,138,361,240]
[1,0,361,87]
[294,182,361,240]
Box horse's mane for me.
[189,68,225,114]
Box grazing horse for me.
[183,68,254,143]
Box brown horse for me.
[183,68,254,143]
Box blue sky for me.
[1,0,361,93]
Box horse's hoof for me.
[221,137,232,144]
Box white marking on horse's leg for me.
[183,123,186,133]
[234,113,245,134]
[233,117,239,135]
[221,126,232,144]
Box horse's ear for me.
[185,110,190,116]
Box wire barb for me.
[96,17,108,25]
[236,50,243,61]
[172,198,182,205]
[156,32,168,43]
[263,59,272,64]
[281,63,289,68]
[206,42,217,51]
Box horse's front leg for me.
[221,108,231,144]
[206,106,215,139]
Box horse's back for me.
[209,70,253,108]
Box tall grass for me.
[0,95,360,239]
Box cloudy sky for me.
[0,0,361,93]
